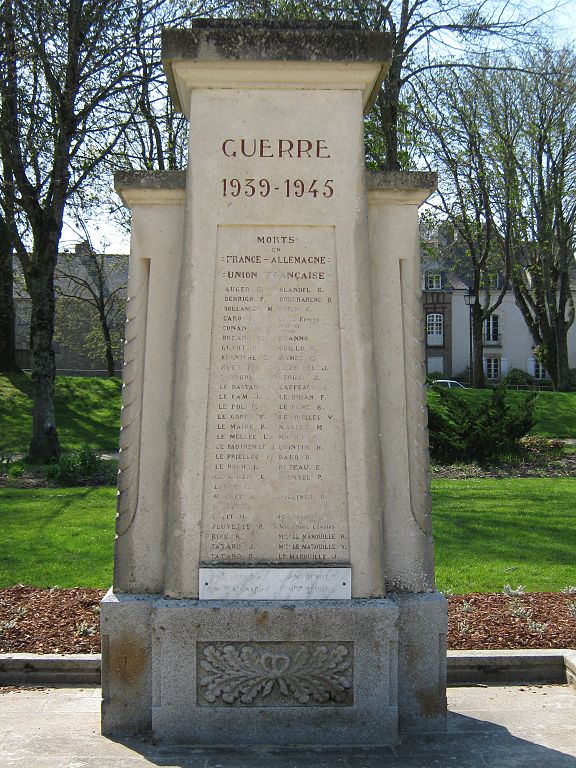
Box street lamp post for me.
[464,288,477,387]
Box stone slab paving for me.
[0,684,575,767]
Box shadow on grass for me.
[5,372,33,397]
[54,377,121,451]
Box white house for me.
[422,268,576,383]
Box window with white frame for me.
[426,313,444,346]
[425,272,442,290]
[484,314,500,344]
[485,357,500,380]
[528,358,548,380]
[534,360,548,380]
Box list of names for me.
[200,226,349,565]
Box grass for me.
[428,387,576,438]
[0,479,574,593]
[531,391,576,437]
[433,477,576,594]
[0,373,121,454]
[0,487,116,588]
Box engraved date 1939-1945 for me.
[222,178,334,199]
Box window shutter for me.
[482,358,488,375]
[527,358,536,376]
[501,358,508,375]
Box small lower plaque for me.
[199,567,352,600]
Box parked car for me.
[431,379,467,388]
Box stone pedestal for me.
[102,20,447,746]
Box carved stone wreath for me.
[197,642,353,706]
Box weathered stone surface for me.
[114,169,186,192]
[162,22,391,65]
[151,599,398,745]
[367,170,438,191]
[100,590,157,735]
[162,21,391,115]
[394,593,448,733]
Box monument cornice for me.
[162,23,392,116]
[367,170,437,205]
[114,170,186,207]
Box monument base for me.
[101,591,446,745]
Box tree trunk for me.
[100,308,116,377]
[377,59,402,171]
[472,304,485,388]
[27,246,60,460]
[0,218,18,372]
[554,322,570,391]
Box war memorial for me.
[101,20,446,746]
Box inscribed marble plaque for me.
[200,225,349,565]
[199,567,352,599]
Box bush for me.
[503,367,534,386]
[428,385,536,463]
[7,462,24,478]
[520,436,564,456]
[46,444,117,485]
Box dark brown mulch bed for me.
[447,591,576,650]
[0,586,105,654]
[0,586,574,654]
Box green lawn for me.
[0,373,121,454]
[433,477,576,593]
[0,479,574,593]
[0,486,116,588]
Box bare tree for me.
[230,0,557,170]
[0,0,156,459]
[506,48,576,390]
[55,241,127,377]
[416,45,576,390]
[0,172,18,372]
[114,0,231,174]
[414,66,515,386]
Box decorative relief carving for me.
[197,642,353,706]
[116,260,150,538]
[400,258,433,537]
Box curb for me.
[1,650,575,687]
[448,649,576,687]
[0,654,100,685]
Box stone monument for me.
[101,20,447,746]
